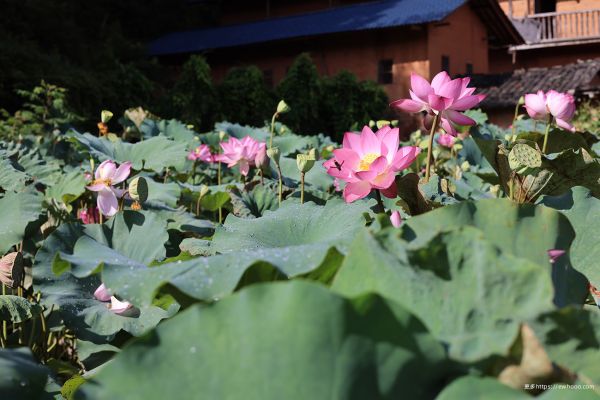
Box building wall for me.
[427,5,489,77]
[208,25,430,102]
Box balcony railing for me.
[514,9,600,44]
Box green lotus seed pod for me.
[509,143,542,171]
[128,177,148,203]
[267,147,281,164]
[296,154,315,173]
[276,100,290,114]
[101,110,113,123]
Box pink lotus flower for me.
[547,249,566,264]
[255,142,268,169]
[109,297,133,315]
[86,160,131,217]
[390,211,402,228]
[323,126,420,203]
[187,144,214,163]
[78,207,100,224]
[391,72,485,136]
[93,283,133,314]
[524,90,576,132]
[215,136,266,176]
[437,133,455,148]
[94,283,111,302]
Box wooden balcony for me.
[511,9,600,50]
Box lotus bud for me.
[390,211,402,228]
[200,184,209,198]
[267,147,280,164]
[518,96,525,106]
[101,110,113,124]
[0,252,24,288]
[218,131,227,141]
[128,177,148,203]
[94,283,111,302]
[109,296,132,314]
[276,100,290,114]
[296,154,315,173]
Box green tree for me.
[218,66,274,127]
[277,53,322,135]
[170,55,219,131]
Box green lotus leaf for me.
[33,214,177,339]
[0,348,59,400]
[0,189,44,254]
[69,131,188,173]
[400,198,587,306]
[76,281,452,400]
[100,200,369,306]
[529,307,600,386]
[0,295,42,323]
[539,186,600,286]
[333,226,555,362]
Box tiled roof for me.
[475,59,600,109]
[148,0,470,56]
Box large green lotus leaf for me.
[0,295,42,323]
[33,219,177,339]
[272,157,333,192]
[144,204,213,236]
[45,169,86,204]
[401,198,587,306]
[229,184,278,218]
[211,199,367,255]
[332,227,555,362]
[77,281,453,400]
[436,375,595,400]
[0,348,59,400]
[542,148,600,197]
[529,307,600,386]
[0,155,29,192]
[518,129,591,154]
[69,132,188,172]
[539,187,600,285]
[142,178,181,208]
[101,200,370,306]
[0,189,44,253]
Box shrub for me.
[218,66,275,127]
[277,53,323,135]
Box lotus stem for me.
[374,190,385,214]
[270,113,278,149]
[276,163,283,206]
[28,314,36,348]
[510,101,520,142]
[196,194,201,216]
[425,113,441,182]
[1,285,6,344]
[542,116,552,154]
[217,158,222,224]
[300,172,305,204]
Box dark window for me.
[466,63,473,75]
[535,0,556,13]
[377,59,393,84]
[441,56,450,75]
[263,69,273,88]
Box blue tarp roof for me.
[148,0,468,56]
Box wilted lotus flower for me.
[323,126,420,203]
[391,72,485,136]
[390,211,402,228]
[437,133,456,148]
[94,283,111,302]
[109,296,133,315]
[547,249,566,264]
[215,136,266,176]
[524,90,576,132]
[78,206,100,225]
[187,144,214,163]
[0,252,24,288]
[86,160,132,217]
